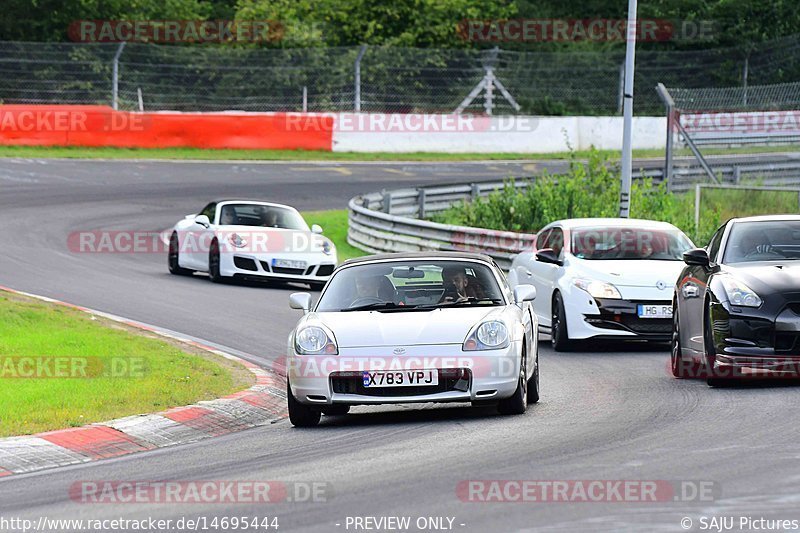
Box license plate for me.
[362,370,438,388]
[637,304,673,319]
[272,258,306,269]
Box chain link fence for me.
[2,36,799,115]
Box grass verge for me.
[302,209,365,261]
[0,291,253,437]
[2,144,797,161]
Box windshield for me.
[316,260,505,312]
[724,221,800,263]
[218,204,308,230]
[571,227,693,260]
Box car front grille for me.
[330,369,469,397]
[272,266,305,275]
[317,264,335,276]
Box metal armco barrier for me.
[347,155,800,270]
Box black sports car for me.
[671,215,800,386]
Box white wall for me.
[331,114,666,153]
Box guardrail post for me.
[382,190,392,214]
[733,166,741,184]
[471,183,480,200]
[417,189,426,219]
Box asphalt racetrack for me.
[1,157,799,532]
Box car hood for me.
[570,259,685,288]
[726,262,800,295]
[308,307,505,348]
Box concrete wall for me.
[332,114,666,153]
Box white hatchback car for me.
[285,252,539,427]
[167,199,337,288]
[508,218,694,351]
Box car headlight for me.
[295,325,338,355]
[229,233,247,248]
[573,278,622,299]
[720,277,762,307]
[463,320,509,351]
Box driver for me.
[220,208,236,225]
[354,275,382,299]
[740,230,774,258]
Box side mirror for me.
[683,248,710,267]
[535,248,563,266]
[194,215,211,228]
[513,284,537,304]
[289,292,312,314]
[311,224,323,234]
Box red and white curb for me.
[0,286,288,477]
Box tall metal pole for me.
[112,42,126,111]
[619,0,638,218]
[354,45,367,112]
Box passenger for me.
[220,208,236,225]
[440,266,485,302]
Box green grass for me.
[0,292,253,437]
[0,144,797,161]
[695,186,800,222]
[302,209,365,261]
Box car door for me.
[679,223,725,354]
[526,226,565,328]
[184,202,216,269]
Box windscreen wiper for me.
[417,298,503,309]
[341,302,429,312]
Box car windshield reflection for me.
[724,221,800,263]
[571,227,693,260]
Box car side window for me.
[548,228,565,258]
[200,203,217,224]
[536,228,551,251]
[706,224,726,263]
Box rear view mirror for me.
[194,215,211,228]
[311,224,323,234]
[289,292,312,314]
[513,285,537,304]
[683,248,710,267]
[535,248,562,266]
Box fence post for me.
[742,56,749,107]
[656,83,676,190]
[302,86,308,112]
[136,87,143,111]
[695,184,701,233]
[418,189,426,219]
[111,42,126,110]
[382,189,392,214]
[617,61,625,115]
[354,45,367,112]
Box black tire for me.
[527,345,540,404]
[208,239,225,283]
[321,404,350,416]
[670,303,697,378]
[287,382,321,427]
[551,292,572,352]
[168,232,193,276]
[498,347,527,415]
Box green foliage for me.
[431,148,725,245]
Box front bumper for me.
[287,343,522,406]
[562,290,672,341]
[220,252,335,283]
[708,302,800,378]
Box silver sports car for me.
[285,252,539,427]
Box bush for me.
[430,148,723,246]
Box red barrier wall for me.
[0,105,333,150]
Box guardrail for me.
[347,156,800,270]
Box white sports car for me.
[285,252,539,427]
[508,218,694,351]
[167,199,337,288]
